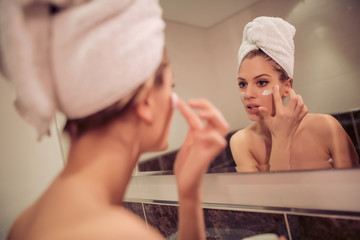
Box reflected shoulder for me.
[230,126,254,146]
[299,113,347,145]
[229,125,259,158]
[230,126,260,170]
[301,113,340,130]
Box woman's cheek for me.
[240,91,245,101]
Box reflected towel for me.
[238,16,295,78]
[0,0,165,139]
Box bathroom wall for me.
[124,201,360,240]
[140,0,360,161]
[0,79,64,239]
[206,0,360,118]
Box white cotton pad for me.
[262,89,273,96]
[171,92,178,109]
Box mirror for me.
[137,0,360,174]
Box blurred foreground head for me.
[0,0,165,139]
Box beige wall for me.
[140,0,360,161]
[0,79,64,239]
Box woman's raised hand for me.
[258,85,308,139]
[174,98,229,199]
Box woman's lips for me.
[246,104,260,114]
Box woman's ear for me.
[135,90,155,124]
[283,78,293,97]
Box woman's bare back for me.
[7,178,163,240]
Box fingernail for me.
[171,92,178,109]
[275,85,279,89]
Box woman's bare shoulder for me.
[301,113,340,131]
[63,206,164,240]
[8,206,163,240]
[230,125,257,145]
[229,125,259,159]
[304,113,336,120]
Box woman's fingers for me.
[298,96,308,119]
[176,98,229,171]
[272,85,284,112]
[189,130,227,162]
[188,99,229,136]
[177,98,203,130]
[293,94,304,115]
[177,129,227,176]
[287,89,299,110]
[258,106,272,125]
[279,88,307,119]
[289,91,308,120]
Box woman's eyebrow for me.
[254,74,271,79]
[237,73,270,81]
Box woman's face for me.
[237,55,288,121]
[148,55,175,151]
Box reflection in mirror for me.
[230,16,359,173]
[137,0,360,174]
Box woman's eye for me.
[257,81,269,87]
[238,82,247,88]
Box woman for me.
[230,16,359,172]
[0,1,228,239]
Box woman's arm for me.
[326,115,359,168]
[174,98,229,240]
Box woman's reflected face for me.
[237,56,286,121]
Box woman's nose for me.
[244,85,256,99]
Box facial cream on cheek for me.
[262,89,273,96]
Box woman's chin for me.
[247,114,261,122]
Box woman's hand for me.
[258,85,308,171]
[259,85,308,139]
[174,98,229,200]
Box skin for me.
[7,53,229,240]
[230,55,359,172]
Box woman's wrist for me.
[271,133,295,144]
[178,189,203,204]
[269,136,292,170]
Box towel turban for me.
[0,0,165,139]
[238,16,295,78]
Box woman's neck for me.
[253,120,272,139]
[60,120,142,206]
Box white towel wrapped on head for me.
[0,0,165,139]
[238,16,295,78]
